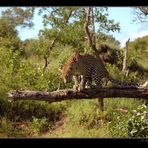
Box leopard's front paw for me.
[73,85,79,91]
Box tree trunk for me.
[122,38,130,73]
[8,88,148,103]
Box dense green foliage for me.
[0,7,147,138]
[128,104,148,138]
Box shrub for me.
[28,117,49,134]
[107,111,129,137]
[0,117,13,137]
[128,104,148,138]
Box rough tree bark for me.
[84,7,104,64]
[8,88,148,103]
[84,7,97,52]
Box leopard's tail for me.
[108,77,148,88]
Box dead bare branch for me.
[8,88,148,103]
[139,7,148,16]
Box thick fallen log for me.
[8,88,148,103]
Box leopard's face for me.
[60,52,80,84]
[60,64,75,84]
[63,66,73,83]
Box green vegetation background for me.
[0,7,147,138]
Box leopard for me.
[60,51,148,111]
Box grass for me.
[36,98,147,138]
[0,93,147,138]
[46,125,111,138]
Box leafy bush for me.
[0,117,13,137]
[108,104,148,138]
[0,100,12,117]
[7,100,66,122]
[28,117,49,134]
[107,111,129,137]
[128,104,148,138]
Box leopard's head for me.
[59,65,74,83]
[59,52,80,84]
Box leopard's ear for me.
[72,48,77,53]
[72,49,80,55]
[58,68,62,72]
[58,65,63,72]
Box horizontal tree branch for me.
[8,88,148,103]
